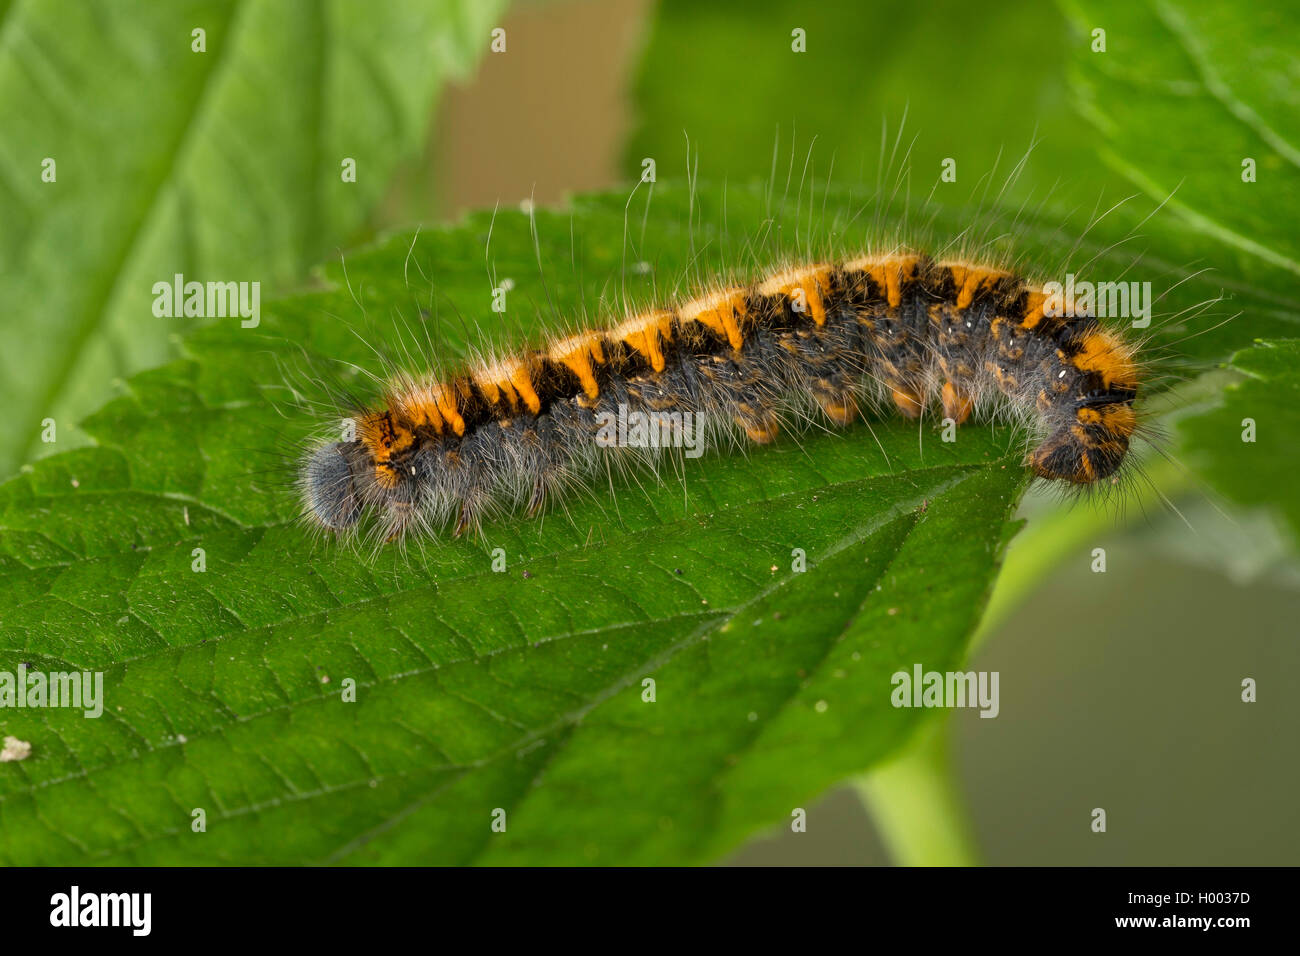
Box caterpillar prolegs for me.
[301,254,1141,542]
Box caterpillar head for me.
[1028,400,1137,482]
[1030,326,1140,483]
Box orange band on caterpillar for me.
[301,255,1140,540]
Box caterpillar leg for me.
[735,404,781,443]
[525,476,548,518]
[812,385,858,426]
[696,351,784,444]
[889,384,924,419]
[941,381,974,425]
[453,501,477,538]
[383,498,419,542]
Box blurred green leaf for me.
[1061,0,1300,355]
[1061,0,1300,550]
[1179,339,1300,547]
[0,0,504,477]
[1064,0,1300,279]
[627,0,1122,200]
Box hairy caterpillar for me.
[299,253,1141,543]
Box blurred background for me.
[4,0,1296,863]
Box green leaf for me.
[627,0,1120,201]
[0,0,504,476]
[1061,0,1300,357]
[0,184,1040,864]
[1061,0,1300,551]
[1178,339,1300,547]
[1064,0,1300,278]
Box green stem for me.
[858,382,1215,865]
[853,718,979,866]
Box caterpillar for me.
[301,254,1140,543]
